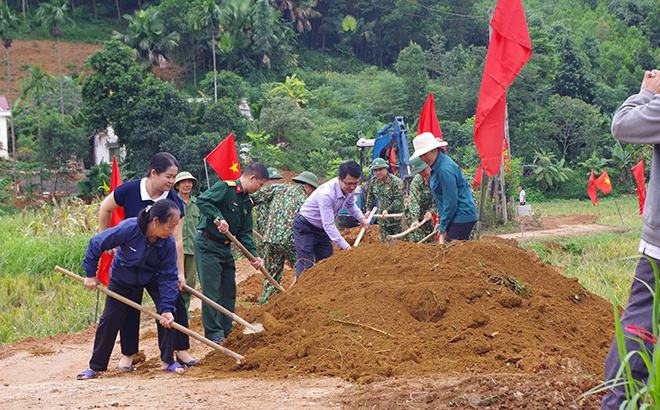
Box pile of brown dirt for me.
[187,237,614,386]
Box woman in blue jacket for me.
[410,132,478,242]
[77,200,186,379]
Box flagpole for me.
[475,166,488,240]
[613,199,624,224]
[204,159,210,190]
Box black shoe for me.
[211,336,226,344]
[176,353,200,367]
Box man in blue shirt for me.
[410,132,478,242]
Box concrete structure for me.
[515,205,532,216]
[91,127,125,166]
[0,95,11,158]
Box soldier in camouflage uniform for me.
[406,156,438,242]
[363,158,405,242]
[254,167,283,257]
[250,171,318,304]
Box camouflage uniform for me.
[406,174,438,242]
[253,182,284,257]
[251,183,307,303]
[363,173,405,241]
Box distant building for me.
[0,96,11,158]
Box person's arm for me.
[236,202,263,270]
[250,184,277,207]
[319,192,351,249]
[612,72,660,144]
[436,171,459,234]
[98,192,119,231]
[157,240,180,314]
[385,177,405,213]
[82,222,128,290]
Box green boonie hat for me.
[292,171,319,188]
[267,167,283,179]
[409,157,429,175]
[370,158,389,170]
[174,171,198,189]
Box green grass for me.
[510,196,644,305]
[0,199,102,344]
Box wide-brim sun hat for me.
[409,156,429,175]
[292,171,319,188]
[174,171,198,189]
[409,132,448,160]
[369,157,389,170]
[267,167,283,179]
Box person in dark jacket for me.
[76,200,186,380]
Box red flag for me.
[97,156,124,286]
[632,159,646,215]
[205,133,242,181]
[595,169,612,194]
[472,164,483,189]
[503,138,511,170]
[417,92,443,140]
[473,0,532,177]
[588,169,598,206]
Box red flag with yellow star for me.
[594,169,612,194]
[205,133,241,180]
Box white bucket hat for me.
[409,132,448,160]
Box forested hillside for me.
[1,0,658,200]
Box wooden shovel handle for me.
[184,285,259,334]
[213,221,286,293]
[372,213,403,218]
[55,266,244,362]
[354,207,377,247]
[390,215,431,240]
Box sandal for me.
[76,369,97,380]
[162,362,186,373]
[176,353,200,367]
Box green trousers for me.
[193,232,236,340]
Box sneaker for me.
[212,336,226,344]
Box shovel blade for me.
[242,322,266,334]
[384,235,397,246]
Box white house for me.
[0,96,11,158]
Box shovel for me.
[372,213,403,218]
[418,226,444,244]
[384,215,431,246]
[55,266,245,363]
[214,218,286,293]
[353,207,377,247]
[184,285,265,334]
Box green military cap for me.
[174,171,198,188]
[409,157,429,175]
[267,167,283,179]
[370,158,389,170]
[292,171,319,188]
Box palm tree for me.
[193,0,222,102]
[0,4,21,162]
[21,64,56,138]
[36,0,73,122]
[270,0,320,32]
[112,8,180,69]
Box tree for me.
[532,148,571,191]
[269,73,308,107]
[36,0,73,122]
[0,3,21,161]
[35,113,88,193]
[21,64,56,138]
[259,96,314,143]
[192,0,222,101]
[270,0,320,32]
[546,95,602,162]
[396,42,428,118]
[112,8,181,69]
[552,28,596,103]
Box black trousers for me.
[602,256,660,409]
[446,220,476,242]
[292,214,333,278]
[89,279,177,371]
[118,290,189,356]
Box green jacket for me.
[181,196,201,255]
[196,179,257,256]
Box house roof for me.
[0,95,9,111]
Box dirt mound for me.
[187,238,614,384]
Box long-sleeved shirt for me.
[428,152,478,233]
[299,178,365,250]
[82,218,179,313]
[611,88,660,248]
[251,183,307,245]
